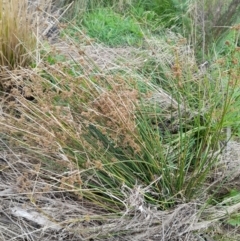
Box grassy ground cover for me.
[1,0,240,240]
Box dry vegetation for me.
[1,0,240,240]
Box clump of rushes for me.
[0,0,36,69]
[2,27,240,212]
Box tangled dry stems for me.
[0,149,239,241]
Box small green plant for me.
[57,0,134,19]
[46,54,66,65]
[219,189,240,226]
[82,8,143,46]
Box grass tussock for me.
[0,0,37,69]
